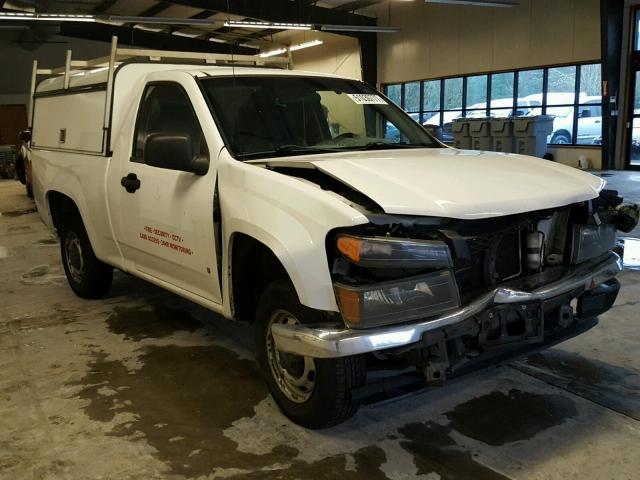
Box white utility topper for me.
[29,37,637,428]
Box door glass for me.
[630,71,640,167]
[547,106,574,144]
[444,77,463,110]
[423,80,441,112]
[518,69,543,107]
[133,84,206,163]
[386,84,402,106]
[632,118,640,166]
[547,66,577,105]
[490,72,514,110]
[466,75,487,110]
[404,81,420,113]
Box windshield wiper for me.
[354,141,430,151]
[236,144,348,160]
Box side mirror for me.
[144,133,209,175]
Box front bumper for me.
[271,252,623,358]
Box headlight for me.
[570,223,616,264]
[334,271,461,329]
[336,235,452,269]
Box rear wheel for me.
[551,131,571,144]
[255,279,366,429]
[59,215,113,298]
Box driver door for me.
[115,82,221,304]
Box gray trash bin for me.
[468,117,493,151]
[490,117,514,153]
[513,115,555,157]
[452,118,471,149]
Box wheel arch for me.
[229,231,292,324]
[46,190,83,234]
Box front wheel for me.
[59,216,113,299]
[255,279,366,429]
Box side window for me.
[132,84,207,164]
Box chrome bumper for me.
[271,252,623,359]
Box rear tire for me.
[26,182,33,199]
[255,279,366,429]
[59,215,113,298]
[550,131,571,144]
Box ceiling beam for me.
[160,0,376,27]
[59,21,256,54]
[332,1,382,13]
[90,0,118,14]
[137,1,172,17]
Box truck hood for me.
[283,148,603,219]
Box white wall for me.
[376,0,601,84]
[273,31,362,80]
[375,0,602,168]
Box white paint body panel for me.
[31,63,606,318]
[302,149,604,219]
[32,91,107,153]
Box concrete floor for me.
[1,173,639,480]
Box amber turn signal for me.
[334,286,361,325]
[336,236,362,263]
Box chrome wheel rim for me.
[266,309,316,403]
[65,232,84,283]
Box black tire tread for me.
[59,215,113,299]
[255,279,366,429]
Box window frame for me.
[383,60,602,148]
[131,81,208,165]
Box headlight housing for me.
[334,271,461,329]
[336,235,452,269]
[570,223,616,264]
[333,235,459,328]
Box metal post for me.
[28,60,38,128]
[63,49,72,89]
[103,36,118,154]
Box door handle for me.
[121,173,141,193]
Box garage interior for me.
[1,0,640,479]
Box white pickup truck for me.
[29,44,638,428]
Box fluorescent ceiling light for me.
[425,0,518,6]
[0,12,96,22]
[225,20,312,30]
[172,30,201,38]
[104,15,216,26]
[321,24,400,33]
[257,47,288,58]
[289,39,323,52]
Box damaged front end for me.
[271,187,638,398]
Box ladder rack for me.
[28,36,290,133]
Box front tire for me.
[255,279,366,429]
[59,216,113,298]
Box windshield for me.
[200,75,441,160]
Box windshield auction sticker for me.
[346,94,387,105]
